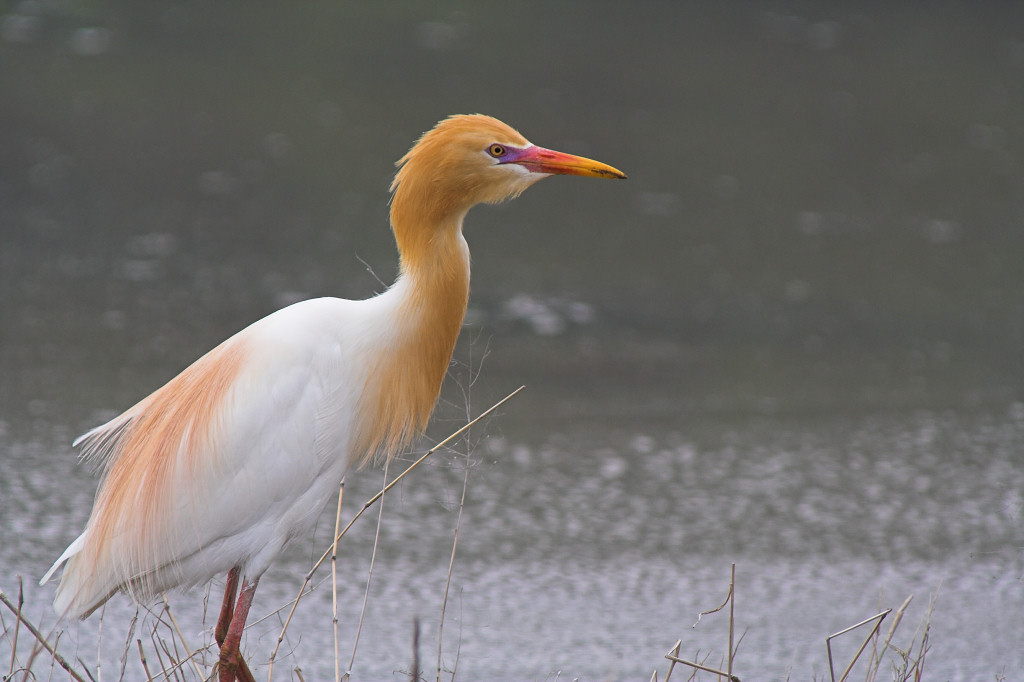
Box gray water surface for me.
[2,2,1022,680]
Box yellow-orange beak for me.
[510,146,627,179]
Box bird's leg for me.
[215,567,241,648]
[218,575,259,682]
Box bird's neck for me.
[352,208,471,467]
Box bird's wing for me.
[48,299,367,617]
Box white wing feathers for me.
[43,298,370,618]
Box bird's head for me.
[390,114,626,226]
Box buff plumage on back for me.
[46,338,249,618]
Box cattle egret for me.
[41,114,626,681]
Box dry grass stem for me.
[663,650,734,681]
[436,427,472,682]
[727,564,735,681]
[266,386,523,679]
[667,561,741,679]
[821,588,935,682]
[331,479,346,682]
[347,459,390,676]
[661,639,681,682]
[5,577,23,679]
[826,607,891,682]
[97,601,106,681]
[266,385,520,675]
[669,564,740,682]
[691,566,734,629]
[436,477,465,682]
[114,607,132,680]
[866,594,913,682]
[0,584,90,682]
[434,345,488,682]
[411,617,421,682]
[897,590,936,682]
[160,595,205,680]
[687,649,716,682]
[149,628,170,681]
[137,638,155,681]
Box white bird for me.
[41,114,625,681]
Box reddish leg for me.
[215,567,241,648]
[218,575,259,682]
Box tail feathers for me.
[53,581,116,621]
[72,411,137,471]
[40,533,114,620]
[40,533,85,586]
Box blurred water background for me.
[1,2,1023,680]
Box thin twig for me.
[267,386,525,672]
[136,639,154,682]
[354,253,387,289]
[7,577,24,679]
[348,460,391,675]
[437,358,479,682]
[148,629,169,682]
[155,626,187,682]
[692,573,734,629]
[727,563,735,680]
[907,590,938,681]
[675,565,740,682]
[451,608,464,682]
[663,639,681,682]
[411,617,421,682]
[663,651,736,680]
[332,479,346,682]
[0,587,90,682]
[248,581,317,631]
[866,595,912,682]
[437,456,469,682]
[142,606,196,682]
[161,595,205,680]
[115,605,133,682]
[165,612,186,681]
[136,635,206,682]
[98,601,106,682]
[826,608,891,682]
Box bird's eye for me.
[488,144,506,158]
